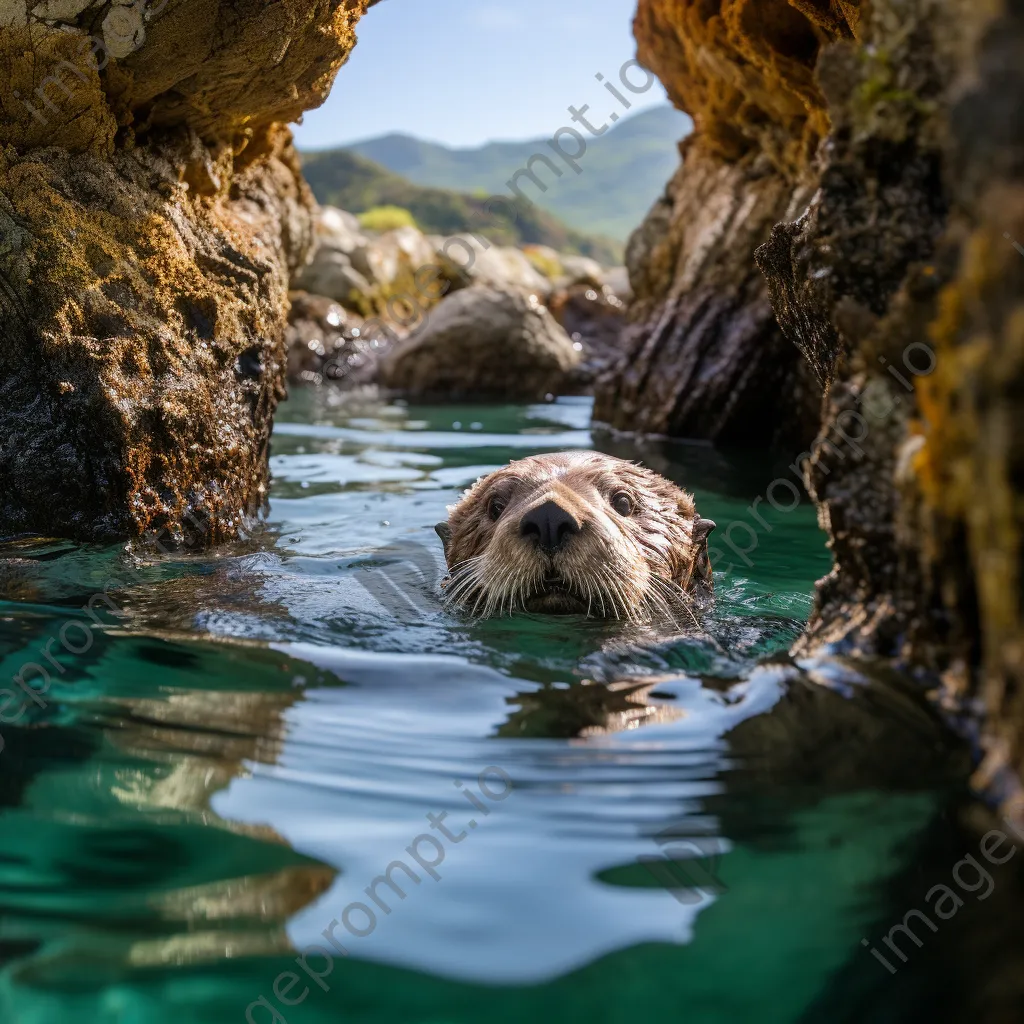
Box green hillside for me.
[300,149,622,264]
[338,105,692,242]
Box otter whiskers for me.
[443,556,698,628]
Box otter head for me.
[435,451,715,623]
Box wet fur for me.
[437,451,714,626]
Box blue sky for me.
[292,0,668,149]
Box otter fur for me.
[435,451,716,623]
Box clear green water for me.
[0,393,984,1023]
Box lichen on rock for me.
[752,0,1024,828]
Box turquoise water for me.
[0,393,986,1023]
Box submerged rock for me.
[380,286,581,400]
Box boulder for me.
[559,253,605,287]
[297,214,448,320]
[285,290,392,387]
[294,248,373,311]
[752,0,1024,822]
[600,266,632,303]
[521,244,564,281]
[293,206,372,305]
[351,225,438,292]
[381,287,581,400]
[316,206,366,255]
[548,284,628,389]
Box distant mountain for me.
[336,105,692,243]
[300,149,622,265]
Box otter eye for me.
[610,491,633,517]
[488,497,507,522]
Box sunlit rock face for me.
[594,0,859,447]
[631,0,859,172]
[0,0,371,544]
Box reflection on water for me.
[0,391,1015,1024]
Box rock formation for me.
[591,0,857,448]
[380,286,582,401]
[754,0,1024,812]
[288,204,630,392]
[612,0,1024,819]
[0,0,371,545]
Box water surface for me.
[0,392,989,1023]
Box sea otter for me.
[435,451,716,623]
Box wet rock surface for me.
[0,0,372,544]
[548,282,627,390]
[285,291,388,388]
[605,0,1024,839]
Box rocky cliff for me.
[755,0,1024,811]
[610,0,1024,815]
[593,0,860,448]
[0,0,370,545]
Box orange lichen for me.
[0,23,116,154]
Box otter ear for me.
[434,521,452,557]
[692,518,716,545]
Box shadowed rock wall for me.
[607,0,1024,814]
[755,0,1024,810]
[0,0,370,544]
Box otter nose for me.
[519,500,580,553]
